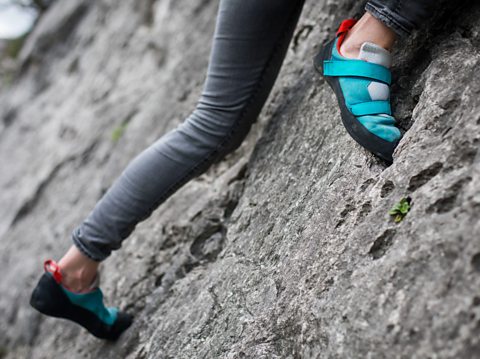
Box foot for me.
[313,19,401,163]
[30,260,133,340]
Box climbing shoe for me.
[314,19,401,163]
[30,259,133,340]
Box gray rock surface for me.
[1,0,479,358]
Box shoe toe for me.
[107,311,134,341]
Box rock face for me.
[1,0,479,358]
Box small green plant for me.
[389,197,411,223]
[111,122,129,142]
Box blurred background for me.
[0,0,53,82]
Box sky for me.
[0,1,37,39]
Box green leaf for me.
[389,197,412,223]
[388,208,398,215]
[399,199,411,214]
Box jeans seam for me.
[73,0,304,261]
[142,1,304,216]
[365,2,411,37]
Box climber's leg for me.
[314,0,438,162]
[71,0,304,263]
[31,0,305,340]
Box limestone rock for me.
[0,1,479,358]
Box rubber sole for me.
[30,273,133,340]
[313,39,398,163]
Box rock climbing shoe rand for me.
[313,19,401,163]
[30,259,132,340]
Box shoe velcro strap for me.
[323,60,391,85]
[349,100,392,116]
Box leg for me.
[31,0,305,340]
[63,0,305,285]
[341,0,439,58]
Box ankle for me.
[339,12,396,59]
[60,266,98,292]
[56,245,100,292]
[340,36,361,58]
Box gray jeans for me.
[72,0,437,261]
[366,0,438,37]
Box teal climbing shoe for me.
[314,19,401,163]
[30,260,132,340]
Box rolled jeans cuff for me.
[365,1,412,37]
[71,227,108,262]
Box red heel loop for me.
[336,18,357,52]
[44,259,63,284]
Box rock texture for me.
[1,0,479,358]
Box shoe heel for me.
[30,272,133,340]
[312,39,335,76]
[31,274,60,315]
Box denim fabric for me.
[72,0,305,261]
[366,0,438,36]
